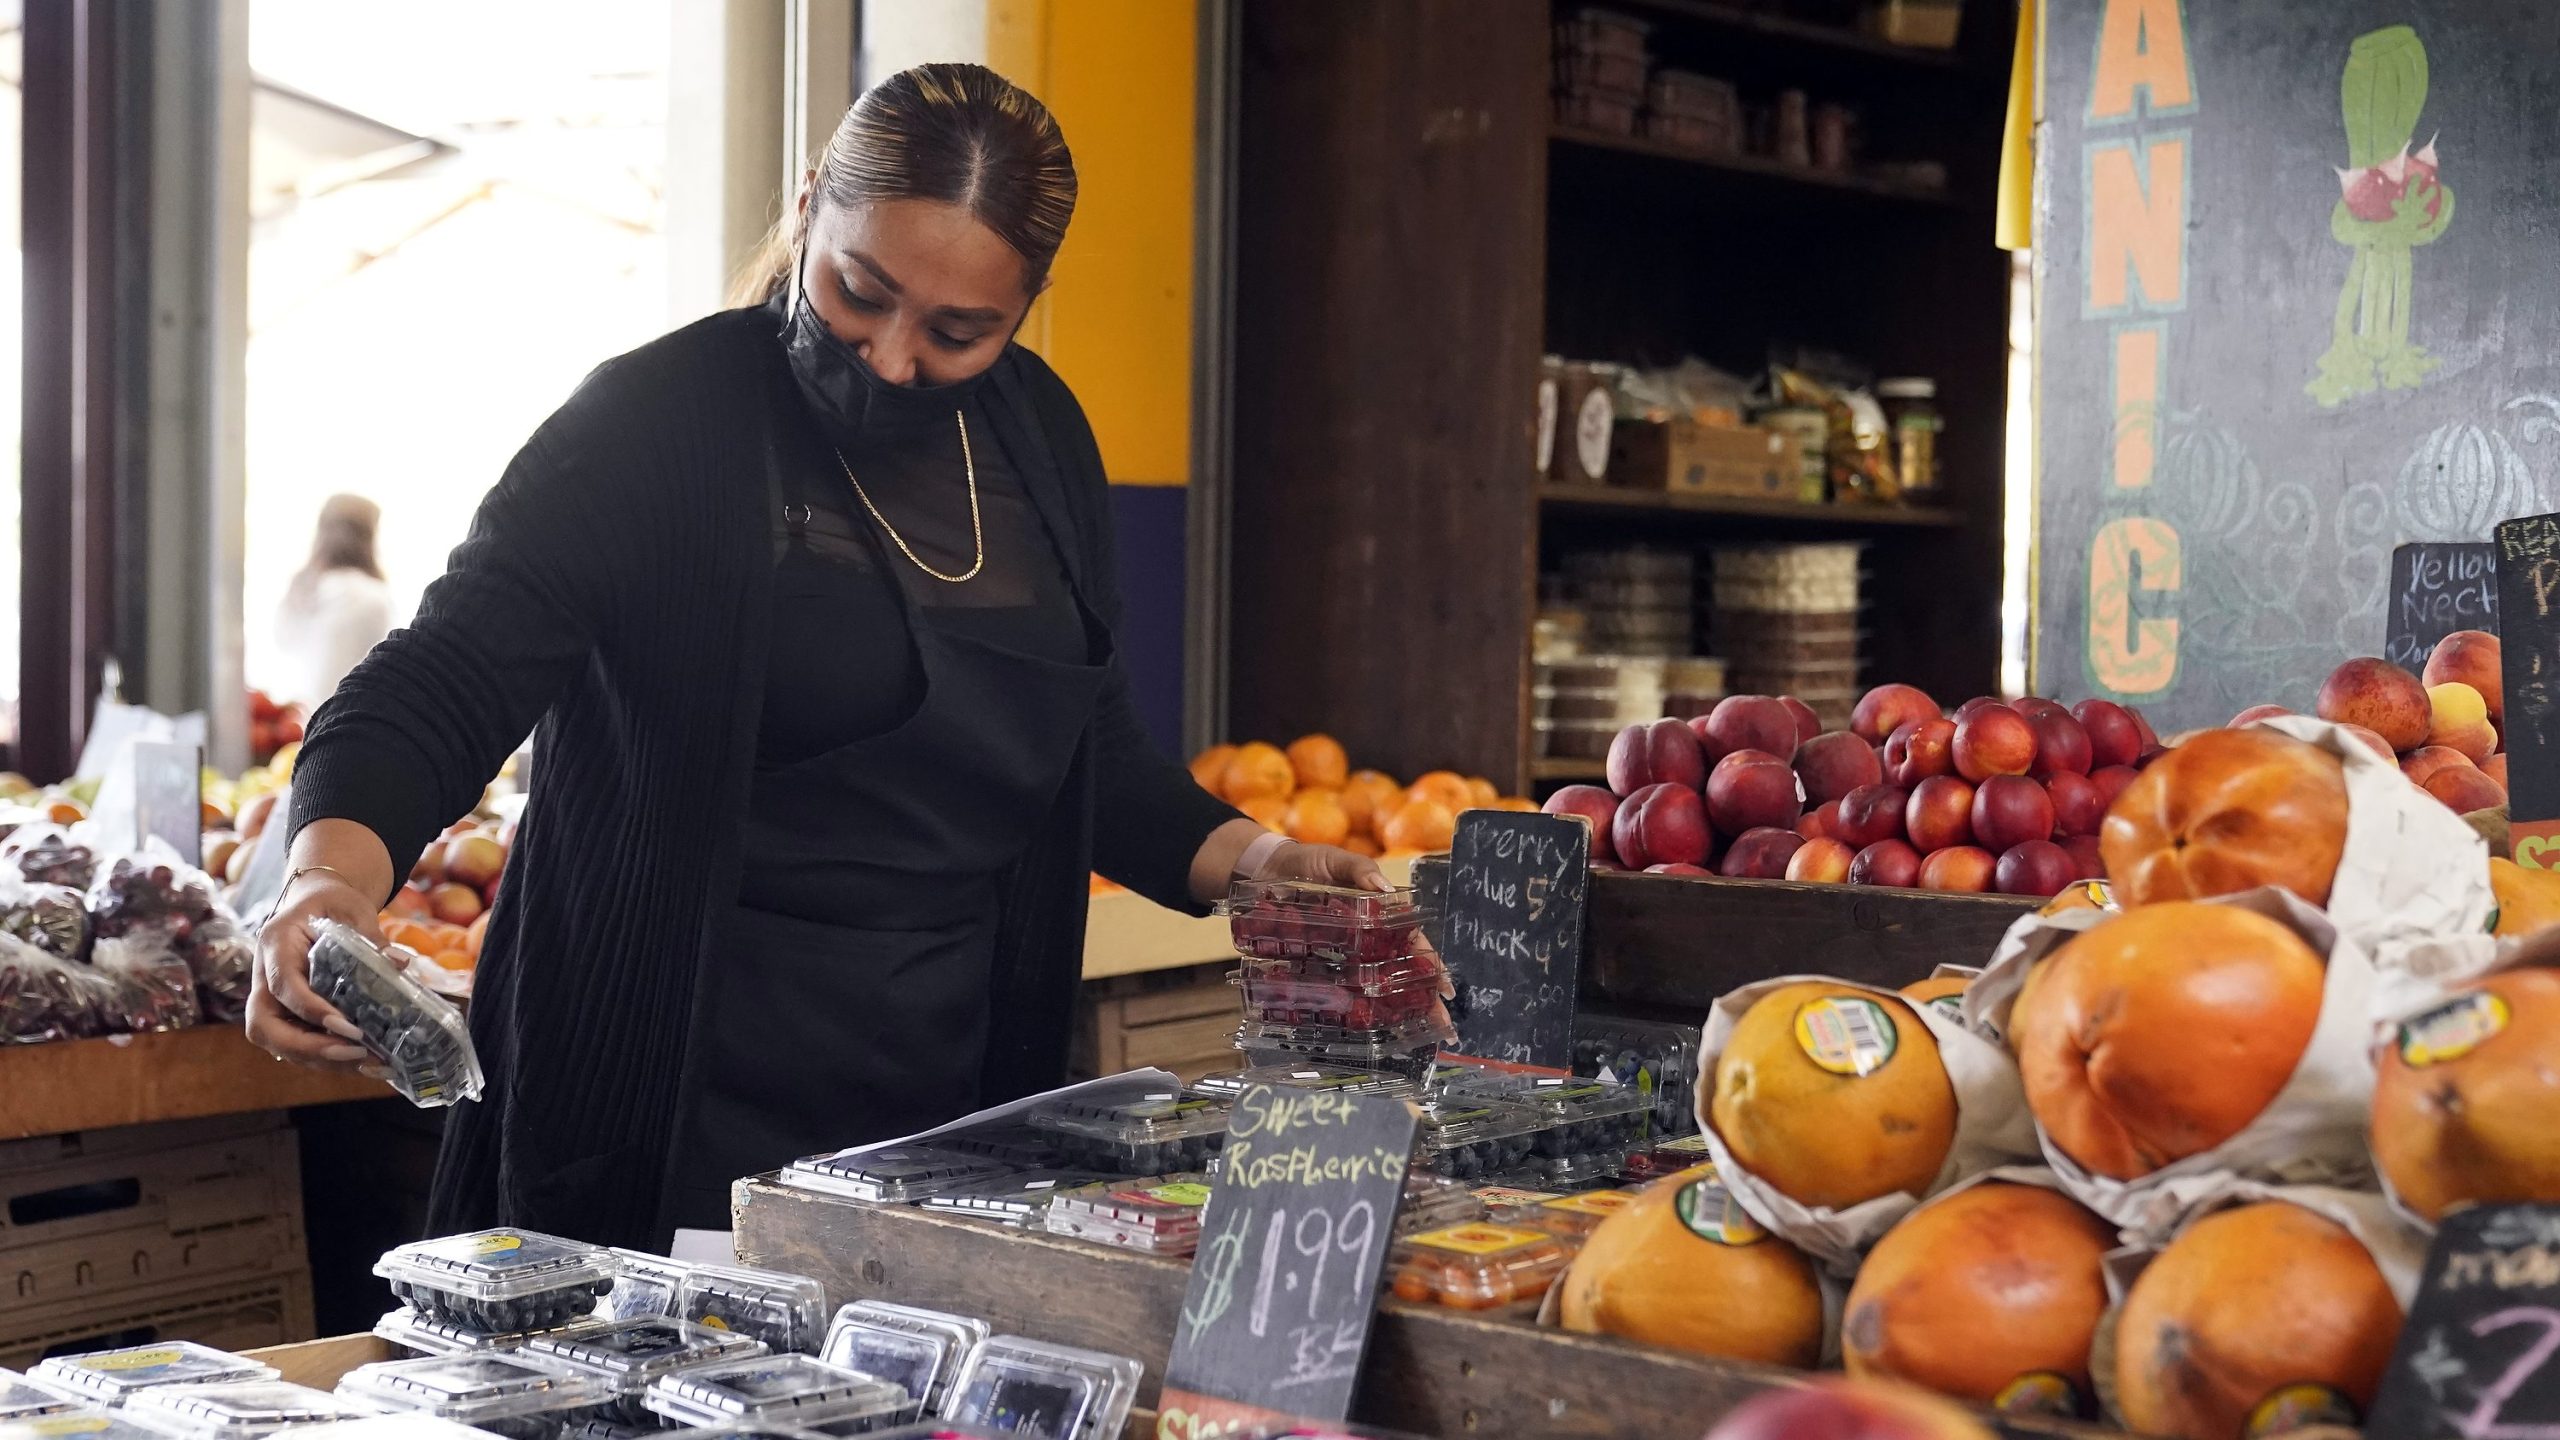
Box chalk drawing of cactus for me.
[2306,26,2457,408]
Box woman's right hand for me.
[248,868,386,1073]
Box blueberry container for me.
[1190,1062,1418,1102]
[32,1347,278,1407]
[1494,1151,1626,1192]
[524,1319,769,1425]
[264,1417,517,1440]
[0,1374,75,1424]
[1231,971,1442,1033]
[596,1250,695,1324]
[1387,1224,1571,1311]
[1412,1099,1541,1181]
[374,1308,607,1358]
[557,1422,650,1440]
[374,1230,621,1336]
[675,1263,829,1354]
[779,1146,1012,1205]
[819,1304,986,1420]
[335,1353,611,1440]
[916,1169,1108,1227]
[1571,1013,1701,1139]
[1436,1072,1646,1162]
[943,1339,1138,1440]
[305,920,483,1108]
[1218,881,1434,971]
[1237,1009,1453,1061]
[0,1413,170,1440]
[1394,1171,1485,1238]
[641,1356,907,1436]
[1040,1176,1210,1257]
[1025,1092,1229,1175]
[933,1127,1068,1170]
[124,1383,372,1440]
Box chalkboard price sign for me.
[2367,1204,2560,1439]
[1436,811,1591,1072]
[2496,516,2560,869]
[1156,1084,1420,1440]
[2388,542,2499,674]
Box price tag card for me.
[132,741,204,868]
[2368,1204,2560,1438]
[1156,1084,1420,1439]
[2389,541,2499,673]
[1434,811,1590,1072]
[2497,516,2560,867]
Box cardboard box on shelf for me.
[1607,419,1802,499]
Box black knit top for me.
[288,305,1238,1248]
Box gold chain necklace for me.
[833,410,983,583]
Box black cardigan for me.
[289,306,1238,1248]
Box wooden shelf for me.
[1530,757,1609,782]
[1551,126,1955,205]
[0,1024,387,1140]
[1537,482,1965,527]
[1610,0,1979,70]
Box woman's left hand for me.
[1248,840,1391,893]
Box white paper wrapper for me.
[1968,887,2379,1244]
[1690,973,2040,1275]
[2256,714,2492,956]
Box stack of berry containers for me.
[1435,1071,1647,1190]
[1220,881,1452,1078]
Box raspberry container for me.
[1232,970,1442,1032]
[374,1230,620,1336]
[1387,1224,1572,1311]
[854,1428,1008,1440]
[1218,882,1433,972]
[1514,1188,1639,1240]
[1572,1013,1701,1139]
[124,1384,372,1440]
[943,1339,1138,1440]
[1394,1171,1486,1238]
[1025,1091,1230,1175]
[335,1353,611,1440]
[32,1346,278,1407]
[523,1319,769,1424]
[781,1146,1013,1205]
[1412,1099,1542,1181]
[676,1263,829,1354]
[1436,1072,1646,1163]
[1619,1133,1713,1186]
[305,921,482,1108]
[1228,946,1448,997]
[820,1303,987,1420]
[916,1169,1108,1227]
[641,1355,906,1435]
[1190,1062,1418,1102]
[1040,1175,1211,1257]
[0,1373,75,1423]
[596,1250,693,1324]
[1,1415,169,1440]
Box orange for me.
[1710,982,1958,1209]
[1466,777,1499,809]
[1188,744,1237,793]
[1408,771,1473,814]
[1286,734,1349,792]
[2372,967,2560,1220]
[1340,771,1403,840]
[1559,1164,1824,1366]
[1221,742,1296,805]
[465,911,490,959]
[1380,798,1458,854]
[1237,795,1289,832]
[1283,790,1351,848]
[1492,795,1541,813]
[1343,834,1381,859]
[432,949,473,972]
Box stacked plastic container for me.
[1220,880,1453,1078]
[1708,543,1866,730]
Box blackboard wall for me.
[2034,0,2560,728]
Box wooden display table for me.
[0,1026,386,1140]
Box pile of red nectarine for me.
[1543,684,2165,897]
[377,821,512,971]
[2235,630,2509,816]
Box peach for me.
[1849,839,1923,889]
[2339,723,2397,761]
[1607,718,1706,797]
[387,886,432,920]
[1780,695,1823,749]
[1918,846,1997,893]
[1996,841,2075,897]
[1973,775,2057,853]
[1953,707,2037,782]
[2400,745,2477,787]
[1836,784,1911,849]
[239,792,280,842]
[1953,696,2012,723]
[2045,771,2107,838]
[2229,704,2294,728]
[1703,696,1804,764]
[2028,710,2093,778]
[1788,837,1857,883]
[1796,731,1884,805]
[1853,684,1943,746]
[1903,777,1976,854]
[429,882,485,926]
[1543,785,1623,866]
[2013,696,2070,723]
[1884,718,1957,788]
[2428,682,2497,762]
[1614,782,1712,870]
[1709,750,1804,836]
[2089,764,2140,811]
[2062,833,2107,880]
[1723,826,1807,880]
[2425,630,2504,720]
[413,840,448,886]
[2073,699,2143,770]
[1798,799,1840,841]
[2316,657,2431,752]
[444,834,507,890]
[2484,753,2510,790]
[2427,765,2507,815]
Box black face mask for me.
[780,276,995,446]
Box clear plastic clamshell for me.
[596,1250,695,1324]
[1394,1171,1486,1238]
[1434,1072,1646,1167]
[933,1127,1068,1171]
[123,1383,372,1440]
[675,1263,829,1355]
[0,1373,76,1424]
[640,1355,907,1435]
[32,1346,278,1406]
[334,1352,613,1440]
[1617,1133,1713,1187]
[523,1319,769,1423]
[1412,1099,1542,1182]
[0,1412,173,1440]
[257,1417,512,1440]
[943,1338,1139,1440]
[373,1307,608,1358]
[305,920,483,1108]
[1040,1175,1211,1257]
[1512,1188,1639,1239]
[820,1304,987,1421]
[915,1170,1107,1227]
[1231,970,1443,1033]
[1025,1092,1230,1176]
[1218,880,1434,971]
[1189,1063,1417,1102]
[374,1230,621,1336]
[1387,1224,1572,1311]
[1572,1013,1701,1139]
[780,1146,1012,1205]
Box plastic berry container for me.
[1619,1133,1713,1186]
[0,1414,171,1440]
[852,1427,1008,1440]
[1218,881,1434,972]
[821,1303,987,1421]
[1231,971,1442,1032]
[374,1230,620,1336]
[1237,1007,1454,1058]
[674,1263,829,1355]
[373,1307,607,1358]
[934,1127,1070,1170]
[1229,944,1449,996]
[780,1145,1013,1205]
[305,921,484,1108]
[1190,1062,1418,1101]
[1041,1175,1212,1257]
[523,1319,769,1424]
[32,1345,279,1406]
[1395,1172,1486,1238]
[1026,1092,1230,1175]
[124,1383,372,1440]
[0,1372,76,1423]
[1571,1014,1701,1140]
[944,1338,1139,1440]
[640,1355,907,1435]
[1468,1186,1565,1225]
[1515,1188,1639,1239]
[1437,1072,1646,1161]
[593,1250,694,1324]
[1496,1151,1627,1193]
[1413,1099,1541,1181]
[917,1169,1110,1227]
[1387,1224,1572,1311]
[334,1353,611,1440]
[261,1417,521,1440]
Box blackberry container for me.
[374,1230,620,1336]
[0,1374,74,1424]
[32,1346,277,1407]
[915,1169,1108,1227]
[1217,881,1434,978]
[0,1415,169,1440]
[1386,1225,1571,1311]
[304,920,482,1108]
[596,1251,694,1324]
[335,1353,611,1440]
[1190,1062,1416,1102]
[524,1320,769,1425]
[1412,1099,1541,1181]
[1025,1092,1229,1175]
[820,1303,987,1420]
[1436,1072,1645,1165]
[1571,1013,1700,1139]
[943,1339,1138,1440]
[675,1263,829,1354]
[780,1146,1011,1205]
[124,1383,372,1440]
[641,1356,906,1436]
[1040,1176,1210,1257]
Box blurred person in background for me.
[273,494,395,707]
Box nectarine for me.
[1722,827,1805,880]
[2026,710,2092,779]
[1952,708,2036,782]
[1607,719,1706,797]
[1884,718,1957,788]
[1904,776,1975,854]
[2426,764,2506,814]
[1850,839,1922,888]
[2073,699,2142,770]
[2229,704,2293,728]
[2044,772,2105,839]
[2425,682,2497,762]
[1704,1379,1998,1440]
[1994,842,2074,897]
[429,882,485,927]
[1709,750,1803,836]
[2398,744,2475,787]
[2425,629,2504,720]
[1972,776,2055,854]
[1853,684,1942,746]
[1797,731,1884,805]
[1780,695,1823,749]
[1615,783,1711,870]
[1704,695,1803,764]
[1917,846,1995,893]
[1788,837,1855,883]
[1541,785,1621,865]
[1836,785,1910,849]
[2316,657,2430,752]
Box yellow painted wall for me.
[988,0,1195,487]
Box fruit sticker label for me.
[1146,1182,1212,1207]
[1674,1175,1765,1246]
[77,1349,181,1373]
[2245,1383,2358,1436]
[470,1232,527,1256]
[1925,994,1966,1022]
[1540,1191,1635,1218]
[2400,991,2511,1066]
[1993,1372,2081,1418]
[1793,996,1898,1077]
[1412,1223,1545,1256]
[32,1422,115,1438]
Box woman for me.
[250,64,1381,1248]
[272,494,395,707]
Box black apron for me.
[665,427,1111,1230]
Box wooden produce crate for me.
[0,1265,314,1370]
[0,1026,384,1142]
[734,1179,2119,1440]
[1073,964,1240,1084]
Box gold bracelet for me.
[280,864,360,897]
